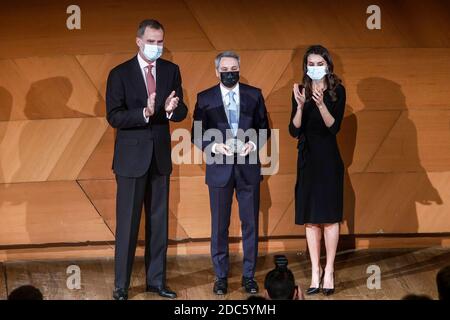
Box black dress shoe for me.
[213,278,228,295]
[322,287,335,296]
[242,277,259,294]
[306,269,324,295]
[146,286,177,299]
[112,288,128,300]
[322,272,335,296]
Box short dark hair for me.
[264,266,296,299]
[437,265,450,300]
[8,285,43,300]
[137,19,165,37]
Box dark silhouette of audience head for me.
[8,285,43,300]
[246,295,267,301]
[436,265,450,301]
[264,255,302,300]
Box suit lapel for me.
[213,83,248,130]
[131,56,148,102]
[155,59,168,113]
[238,84,247,130]
[212,84,231,129]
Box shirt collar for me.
[220,83,239,100]
[137,53,156,70]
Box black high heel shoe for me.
[322,272,335,296]
[306,268,324,295]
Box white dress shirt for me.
[212,83,256,154]
[137,53,173,121]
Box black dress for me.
[289,84,346,225]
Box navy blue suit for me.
[191,83,270,279]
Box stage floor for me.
[1,247,448,300]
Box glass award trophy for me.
[225,137,245,154]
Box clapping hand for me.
[165,90,179,113]
[293,83,306,109]
[145,92,156,117]
[239,143,255,156]
[312,87,325,109]
[215,143,233,156]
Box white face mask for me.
[307,65,327,81]
[143,43,163,61]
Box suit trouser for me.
[208,165,260,279]
[114,156,169,290]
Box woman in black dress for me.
[289,45,346,296]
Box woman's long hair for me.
[302,45,341,102]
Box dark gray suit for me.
[106,56,187,290]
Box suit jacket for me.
[191,83,270,187]
[106,56,188,177]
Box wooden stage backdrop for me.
[0,0,449,260]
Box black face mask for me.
[220,71,240,88]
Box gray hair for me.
[215,51,240,70]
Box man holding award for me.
[191,51,270,295]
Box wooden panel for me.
[76,169,450,240]
[0,86,13,122]
[367,110,450,172]
[165,174,298,238]
[174,50,293,110]
[76,53,132,101]
[78,179,190,241]
[254,110,402,176]
[0,0,449,251]
[0,245,115,263]
[79,177,211,240]
[264,112,296,175]
[77,50,292,179]
[77,50,292,103]
[78,127,115,180]
[272,171,450,236]
[1,1,448,55]
[78,114,285,180]
[255,109,450,176]
[352,172,449,234]
[77,124,208,180]
[0,56,104,121]
[0,118,107,183]
[0,0,213,59]
[270,190,354,236]
[267,48,450,112]
[345,51,450,111]
[78,175,297,240]
[186,0,450,50]
[269,201,304,237]
[0,181,114,246]
[258,174,296,237]
[339,110,401,174]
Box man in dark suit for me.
[106,19,187,300]
[191,51,270,295]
